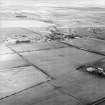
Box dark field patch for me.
[77,58,105,77]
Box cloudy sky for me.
[1,0,105,7]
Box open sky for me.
[1,0,105,7]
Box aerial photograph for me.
[0,0,105,105]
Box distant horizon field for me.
[0,6,105,42]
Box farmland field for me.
[1,6,105,105]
